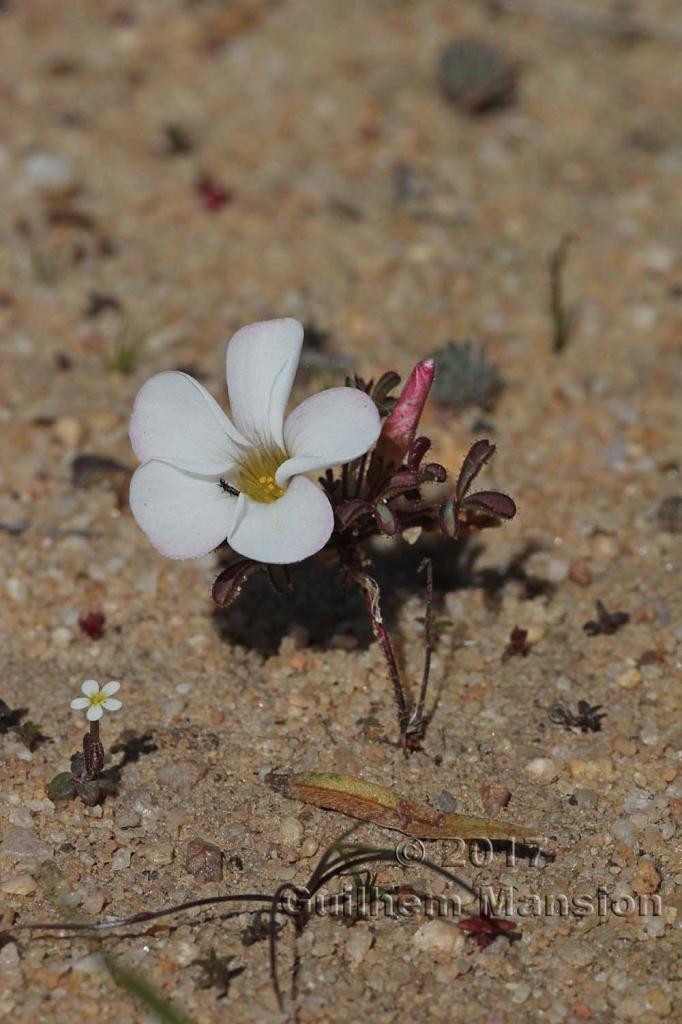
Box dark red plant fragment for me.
[196,175,233,211]
[502,625,528,660]
[79,611,106,640]
[457,912,519,949]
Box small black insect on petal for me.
[219,479,240,497]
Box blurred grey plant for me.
[437,38,518,115]
[431,339,503,412]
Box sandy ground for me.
[1,1,681,1021]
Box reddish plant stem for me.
[354,451,368,498]
[409,558,433,735]
[340,554,409,740]
[360,575,409,737]
[83,718,104,778]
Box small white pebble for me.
[5,578,26,602]
[345,928,373,968]
[525,625,545,646]
[279,816,303,846]
[52,416,83,448]
[167,939,200,967]
[8,807,33,829]
[299,837,319,859]
[617,667,641,690]
[1,874,36,896]
[51,627,72,648]
[640,720,659,746]
[413,920,465,954]
[510,982,531,1004]
[82,889,106,916]
[546,559,569,583]
[114,809,141,829]
[0,943,20,968]
[524,758,558,783]
[146,843,174,866]
[72,953,105,974]
[111,848,131,871]
[5,742,33,763]
[23,151,77,196]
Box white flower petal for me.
[101,681,120,697]
[129,460,238,560]
[276,387,381,485]
[81,680,100,697]
[130,371,247,474]
[228,475,333,564]
[103,698,122,712]
[86,704,104,721]
[70,697,90,710]
[226,319,303,450]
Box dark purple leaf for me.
[212,558,260,608]
[371,370,401,406]
[336,499,372,529]
[267,564,293,595]
[420,462,447,484]
[374,502,400,536]
[381,470,421,498]
[406,436,431,471]
[439,496,459,538]
[456,439,495,501]
[462,490,516,519]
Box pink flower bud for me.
[372,358,435,471]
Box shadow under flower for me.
[210,532,547,658]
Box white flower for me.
[70,680,122,721]
[128,318,381,564]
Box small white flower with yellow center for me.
[128,318,381,564]
[70,680,122,721]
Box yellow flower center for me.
[235,446,287,504]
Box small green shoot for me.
[549,233,577,353]
[103,953,192,1024]
[109,326,140,375]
